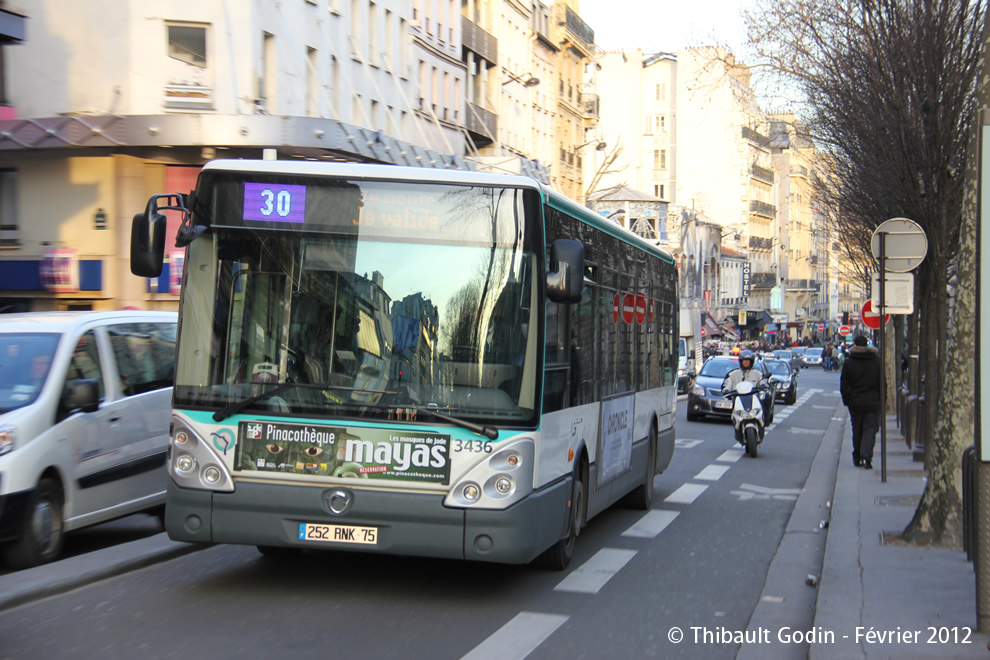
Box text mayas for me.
[345,437,448,471]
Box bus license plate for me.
[298,523,378,545]
[715,401,732,410]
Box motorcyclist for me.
[721,349,765,394]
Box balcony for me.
[465,102,497,148]
[750,163,773,184]
[749,200,776,218]
[790,164,809,178]
[748,236,774,250]
[582,93,600,122]
[751,272,777,287]
[461,16,497,66]
[554,4,595,58]
[741,126,770,148]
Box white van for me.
[0,311,178,568]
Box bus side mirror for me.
[547,239,584,304]
[130,209,166,277]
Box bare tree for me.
[584,142,630,200]
[743,0,985,544]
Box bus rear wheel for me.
[535,464,585,570]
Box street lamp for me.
[575,139,607,151]
[502,72,540,87]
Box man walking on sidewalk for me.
[840,334,882,468]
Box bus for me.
[130,159,679,569]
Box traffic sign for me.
[817,324,825,332]
[839,325,852,336]
[635,294,647,324]
[612,293,620,323]
[871,217,927,273]
[862,300,889,329]
[621,293,635,324]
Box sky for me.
[576,0,751,57]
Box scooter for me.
[724,380,767,457]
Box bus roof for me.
[201,159,675,264]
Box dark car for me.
[686,355,776,423]
[764,358,798,404]
[772,349,802,372]
[802,346,824,368]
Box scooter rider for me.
[722,349,764,393]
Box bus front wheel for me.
[535,464,585,570]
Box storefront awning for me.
[702,313,722,337]
[721,324,740,340]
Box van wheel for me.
[1,477,65,570]
[535,464,585,570]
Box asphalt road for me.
[0,368,844,660]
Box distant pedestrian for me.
[822,344,833,371]
[840,334,882,469]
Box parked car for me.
[772,349,802,372]
[764,358,798,404]
[802,347,824,368]
[686,355,776,423]
[0,311,178,569]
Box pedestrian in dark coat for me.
[840,335,882,468]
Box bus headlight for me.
[445,437,534,509]
[168,417,235,492]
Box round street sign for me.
[839,325,852,336]
[817,324,825,332]
[871,217,927,273]
[621,292,636,324]
[635,294,647,324]
[612,293,620,324]
[862,300,890,329]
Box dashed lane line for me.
[461,611,570,660]
[716,448,744,463]
[621,509,680,538]
[664,483,708,504]
[695,464,731,481]
[554,548,638,594]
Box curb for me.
[0,533,206,613]
[737,400,846,660]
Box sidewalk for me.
[811,413,990,659]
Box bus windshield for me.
[174,176,541,426]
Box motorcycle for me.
[723,380,768,457]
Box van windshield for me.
[0,333,60,412]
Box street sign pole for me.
[879,232,887,483]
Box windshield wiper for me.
[212,383,397,422]
[404,405,499,440]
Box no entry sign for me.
[862,300,889,329]
[839,325,852,336]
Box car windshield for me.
[698,359,738,378]
[792,348,807,356]
[764,360,790,376]
[774,351,793,359]
[805,348,823,357]
[0,333,60,412]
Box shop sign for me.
[40,248,79,293]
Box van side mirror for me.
[66,379,100,414]
[547,239,584,304]
[130,210,166,277]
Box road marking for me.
[621,509,679,538]
[554,548,638,594]
[730,483,802,501]
[787,427,821,435]
[695,464,731,481]
[461,611,569,660]
[664,483,708,504]
[716,448,744,463]
[675,439,704,449]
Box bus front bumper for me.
[164,477,570,565]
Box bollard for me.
[965,445,977,561]
[913,392,926,464]
[904,393,919,449]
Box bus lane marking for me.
[675,439,704,449]
[730,483,802,501]
[694,464,731,481]
[461,611,569,660]
[554,548,638,594]
[621,509,679,538]
[716,448,744,463]
[664,483,708,504]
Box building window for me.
[165,22,212,109]
[0,169,18,246]
[653,149,666,169]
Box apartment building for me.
[0,0,549,312]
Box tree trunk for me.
[901,14,986,543]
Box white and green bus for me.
[131,160,679,569]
